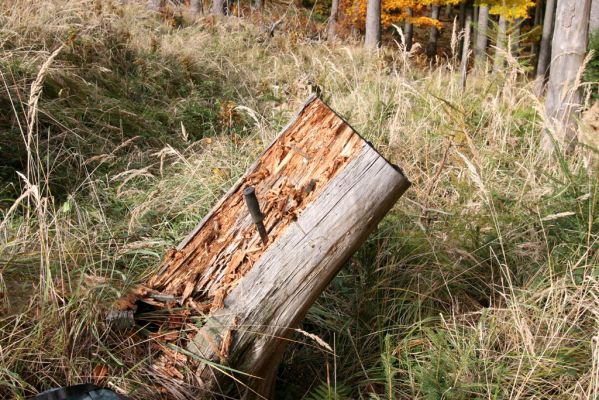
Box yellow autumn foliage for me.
[344,0,460,30]
[479,0,535,20]
[343,0,534,32]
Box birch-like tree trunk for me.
[405,7,414,51]
[364,0,381,49]
[493,14,507,71]
[190,0,202,15]
[426,5,441,59]
[460,7,473,90]
[510,18,523,57]
[147,0,161,10]
[591,0,599,33]
[475,5,489,66]
[458,0,467,58]
[327,0,340,40]
[211,0,226,15]
[543,0,592,153]
[536,0,557,92]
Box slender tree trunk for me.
[211,0,226,15]
[190,0,202,15]
[510,18,523,57]
[591,0,599,33]
[493,14,508,71]
[427,5,441,59]
[473,4,478,43]
[536,0,557,92]
[534,0,543,25]
[460,8,473,90]
[475,5,489,66]
[364,0,381,49]
[405,7,414,51]
[543,0,592,153]
[530,0,543,67]
[327,0,340,39]
[458,0,467,58]
[147,0,161,10]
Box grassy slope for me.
[0,1,598,399]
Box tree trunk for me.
[458,0,467,58]
[591,0,599,34]
[460,7,473,90]
[543,0,592,153]
[211,0,226,15]
[536,0,557,92]
[475,5,489,66]
[510,18,523,58]
[473,5,478,41]
[493,14,508,71]
[427,4,441,59]
[530,0,544,68]
[365,0,382,48]
[327,0,340,40]
[147,0,161,10]
[405,7,414,51]
[120,96,410,399]
[190,0,202,15]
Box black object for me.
[33,384,130,400]
[243,186,268,244]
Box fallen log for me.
[120,95,410,399]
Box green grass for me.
[0,0,598,399]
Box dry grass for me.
[0,0,597,398]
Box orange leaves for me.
[342,0,449,32]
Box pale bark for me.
[404,7,414,51]
[327,0,340,40]
[211,0,226,15]
[190,0,202,15]
[493,14,507,71]
[364,0,381,49]
[475,5,489,66]
[147,0,161,10]
[510,18,523,57]
[591,0,599,34]
[122,96,410,398]
[536,0,557,92]
[460,8,473,90]
[543,0,592,153]
[427,5,441,59]
[458,1,467,58]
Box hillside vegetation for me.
[0,1,598,399]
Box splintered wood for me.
[121,95,410,399]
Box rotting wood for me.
[118,95,410,399]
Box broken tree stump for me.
[122,95,410,399]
